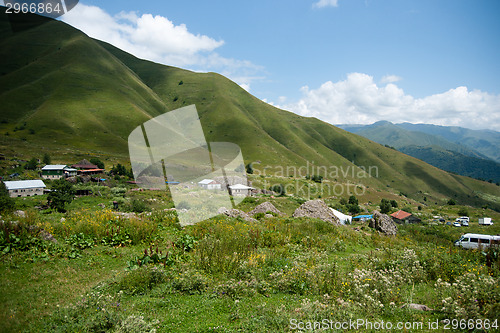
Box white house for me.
[198,179,221,190]
[4,180,46,198]
[41,165,78,179]
[329,208,352,225]
[228,184,254,196]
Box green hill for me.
[1,8,499,210]
[339,121,500,183]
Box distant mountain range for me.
[1,8,499,210]
[338,121,500,183]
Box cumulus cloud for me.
[313,0,339,9]
[282,73,500,130]
[380,75,402,84]
[61,4,262,90]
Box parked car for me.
[453,222,461,227]
[446,221,452,226]
[455,233,500,249]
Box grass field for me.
[1,181,499,332]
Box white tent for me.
[329,208,352,225]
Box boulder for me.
[292,200,340,225]
[249,202,284,216]
[369,211,398,236]
[217,207,257,223]
[400,303,433,311]
[14,210,26,218]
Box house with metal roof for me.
[228,184,254,196]
[3,180,46,197]
[41,165,68,179]
[390,210,421,224]
[41,165,77,179]
[198,179,222,190]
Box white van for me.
[454,233,500,249]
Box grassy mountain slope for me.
[0,9,499,209]
[399,145,500,183]
[341,121,486,158]
[340,121,500,184]
[397,122,500,163]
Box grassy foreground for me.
[1,185,500,333]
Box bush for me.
[311,175,323,183]
[130,199,148,213]
[0,182,15,213]
[269,184,285,196]
[119,267,166,295]
[48,179,75,213]
[380,199,391,214]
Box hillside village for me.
[2,154,494,230]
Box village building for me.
[4,180,46,197]
[198,179,222,190]
[41,165,77,179]
[228,184,254,196]
[72,159,99,170]
[390,210,421,224]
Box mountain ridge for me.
[1,8,499,210]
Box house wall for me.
[9,187,44,198]
[42,170,64,179]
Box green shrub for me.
[119,267,166,295]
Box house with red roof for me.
[390,210,421,224]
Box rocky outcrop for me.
[292,200,340,225]
[369,210,398,236]
[248,202,285,216]
[217,207,257,223]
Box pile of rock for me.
[248,202,284,216]
[292,199,340,225]
[369,210,398,236]
[217,207,257,223]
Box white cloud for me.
[61,4,263,90]
[282,73,500,130]
[380,75,402,84]
[313,0,339,9]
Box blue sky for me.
[11,0,500,129]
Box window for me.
[479,238,490,244]
[470,238,478,243]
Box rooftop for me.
[4,180,46,190]
[390,210,412,220]
[42,165,67,171]
[229,184,254,190]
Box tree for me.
[311,175,323,183]
[347,195,360,214]
[458,207,469,216]
[43,153,51,165]
[24,157,38,170]
[90,157,105,169]
[270,184,285,196]
[380,199,391,214]
[0,182,15,212]
[390,200,398,208]
[245,163,254,175]
[48,179,75,213]
[347,203,361,214]
[447,199,456,205]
